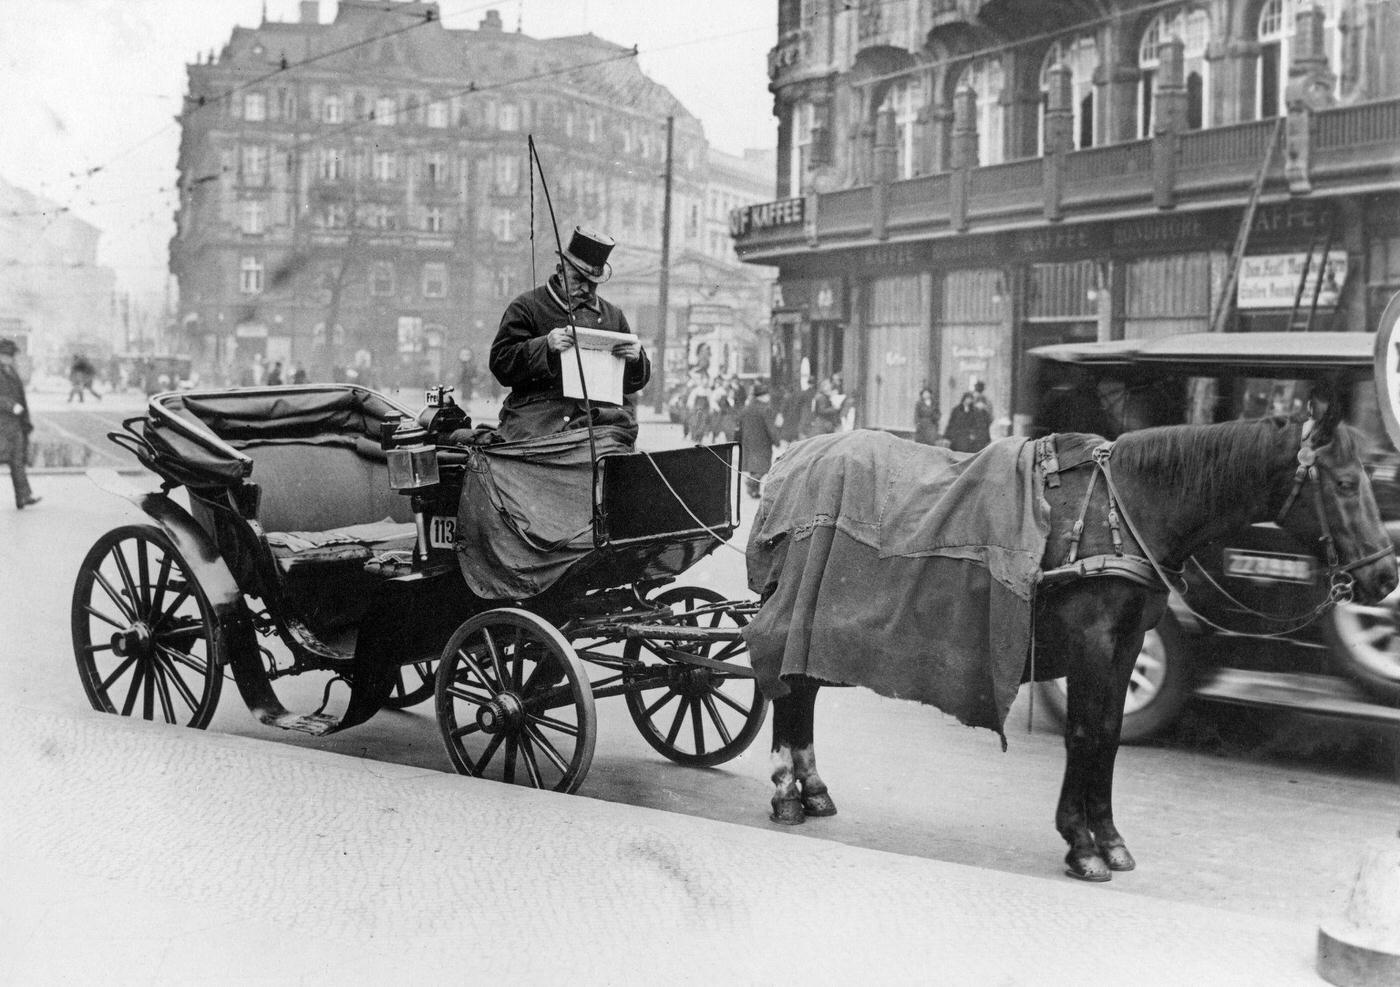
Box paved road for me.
[4,452,1396,933]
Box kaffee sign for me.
[1372,292,1400,450]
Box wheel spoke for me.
[708,686,751,717]
[517,735,545,787]
[149,658,177,724]
[449,720,485,739]
[93,570,137,623]
[99,655,137,694]
[82,641,117,655]
[503,735,518,784]
[528,711,580,737]
[456,647,499,698]
[110,545,143,619]
[136,538,152,612]
[664,696,689,745]
[512,629,525,691]
[154,647,201,713]
[701,694,734,747]
[523,722,568,775]
[147,553,174,624]
[643,687,681,719]
[82,604,127,632]
[151,587,193,633]
[140,660,155,719]
[469,732,506,775]
[690,698,705,755]
[445,684,492,705]
[156,642,209,678]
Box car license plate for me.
[1222,549,1313,584]
[428,516,456,550]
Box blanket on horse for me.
[743,429,1049,737]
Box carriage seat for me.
[231,437,418,571]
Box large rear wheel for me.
[623,586,767,767]
[71,524,222,728]
[435,609,596,793]
[1036,612,1192,743]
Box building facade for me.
[0,176,117,374]
[734,0,1400,438]
[171,0,742,390]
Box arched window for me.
[1040,34,1100,153]
[1257,0,1342,119]
[956,57,1005,165]
[879,78,923,179]
[1138,8,1211,137]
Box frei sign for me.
[1372,291,1400,451]
[1237,251,1348,310]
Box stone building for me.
[0,176,117,374]
[733,0,1400,437]
[171,0,726,390]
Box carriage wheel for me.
[71,524,222,729]
[622,586,767,768]
[435,609,596,794]
[382,660,437,709]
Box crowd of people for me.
[915,380,995,453]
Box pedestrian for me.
[291,364,308,384]
[457,348,477,405]
[736,380,780,499]
[266,361,284,386]
[68,354,101,403]
[489,225,650,445]
[942,390,992,453]
[804,376,842,438]
[685,370,711,443]
[0,338,40,509]
[914,386,939,444]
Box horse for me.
[748,405,1397,882]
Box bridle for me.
[1093,421,1394,636]
[1273,420,1396,608]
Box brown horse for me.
[752,407,1396,881]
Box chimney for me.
[300,1,318,24]
[480,10,503,32]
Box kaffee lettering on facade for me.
[734,197,805,236]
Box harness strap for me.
[1039,554,1162,590]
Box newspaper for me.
[558,326,630,405]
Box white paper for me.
[558,326,630,405]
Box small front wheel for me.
[71,524,223,728]
[623,586,767,767]
[382,660,437,709]
[435,609,596,793]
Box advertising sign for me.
[1372,291,1400,451]
[1237,251,1348,309]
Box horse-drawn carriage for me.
[72,384,764,793]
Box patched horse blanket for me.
[743,429,1050,736]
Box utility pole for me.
[654,114,673,414]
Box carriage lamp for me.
[388,443,440,491]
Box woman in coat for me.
[913,387,939,444]
[942,390,992,453]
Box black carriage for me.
[72,384,765,792]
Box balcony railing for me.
[733,95,1400,259]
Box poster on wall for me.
[1237,251,1348,310]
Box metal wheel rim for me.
[383,660,437,709]
[435,610,595,793]
[623,586,766,767]
[71,525,221,728]
[1331,592,1400,684]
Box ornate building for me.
[172,1,728,389]
[734,0,1400,436]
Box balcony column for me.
[1096,14,1139,145]
[872,104,897,240]
[1151,37,1186,210]
[1222,39,1261,124]
[1042,63,1073,222]
[1284,5,1335,194]
[949,86,978,232]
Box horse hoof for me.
[1064,850,1112,883]
[1097,843,1136,872]
[770,798,806,825]
[801,790,838,817]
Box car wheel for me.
[1323,589,1400,705]
[1036,613,1193,743]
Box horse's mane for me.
[1110,416,1363,508]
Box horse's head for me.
[1275,401,1397,606]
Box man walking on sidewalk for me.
[0,338,40,509]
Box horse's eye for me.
[1336,477,1359,494]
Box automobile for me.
[1027,327,1400,750]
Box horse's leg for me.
[790,679,835,817]
[1084,622,1153,873]
[769,676,824,824]
[1050,605,1118,882]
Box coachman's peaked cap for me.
[560,226,615,282]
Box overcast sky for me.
[2,0,776,298]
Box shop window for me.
[955,57,1005,166]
